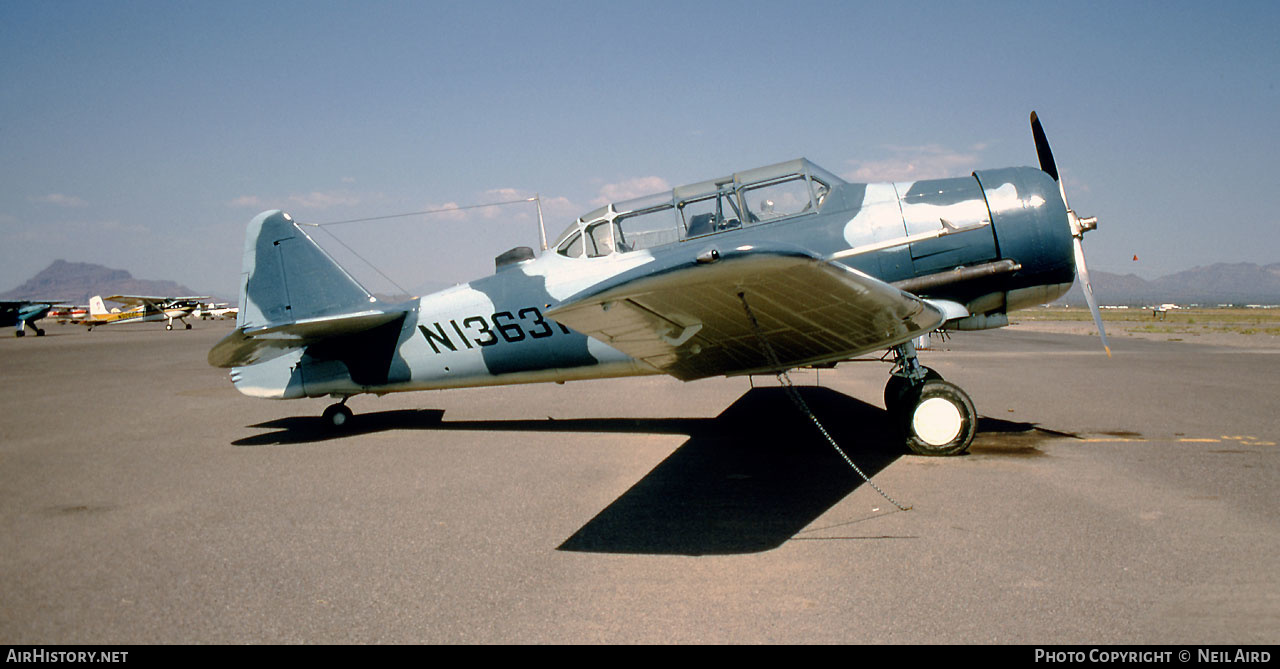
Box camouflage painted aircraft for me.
[209,113,1107,456]
[85,295,208,331]
[0,300,63,337]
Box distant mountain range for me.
[4,259,1278,309]
[0,260,199,305]
[1059,262,1280,306]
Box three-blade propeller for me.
[1031,111,1110,357]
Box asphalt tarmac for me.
[1,320,1276,644]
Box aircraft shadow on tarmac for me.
[235,386,1055,555]
[557,386,905,555]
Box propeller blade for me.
[1030,112,1059,182]
[1073,236,1112,358]
[1033,111,1107,356]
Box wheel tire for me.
[35,328,44,336]
[902,379,976,456]
[15,330,24,338]
[185,323,191,330]
[322,404,353,429]
[166,324,173,331]
[883,366,942,414]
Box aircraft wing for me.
[546,245,945,381]
[1,300,65,307]
[106,295,208,309]
[208,309,408,367]
[104,295,163,309]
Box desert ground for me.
[1,315,1276,643]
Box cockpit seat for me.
[686,213,716,237]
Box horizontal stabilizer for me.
[208,309,407,368]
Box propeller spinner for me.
[1031,112,1110,357]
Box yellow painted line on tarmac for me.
[1218,435,1276,446]
[1080,435,1273,445]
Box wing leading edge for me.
[547,246,944,381]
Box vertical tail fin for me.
[89,295,109,317]
[209,210,407,371]
[237,210,375,329]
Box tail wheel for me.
[902,380,976,456]
[322,403,353,429]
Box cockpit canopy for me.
[553,158,844,258]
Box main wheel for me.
[902,379,976,456]
[35,327,44,336]
[883,366,942,414]
[322,403,353,429]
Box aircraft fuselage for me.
[229,165,1076,400]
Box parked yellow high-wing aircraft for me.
[84,295,208,331]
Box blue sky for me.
[2,0,1277,299]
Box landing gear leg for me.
[885,341,976,456]
[14,321,43,337]
[322,398,354,429]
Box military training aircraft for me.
[85,295,207,331]
[0,300,63,337]
[209,113,1107,456]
